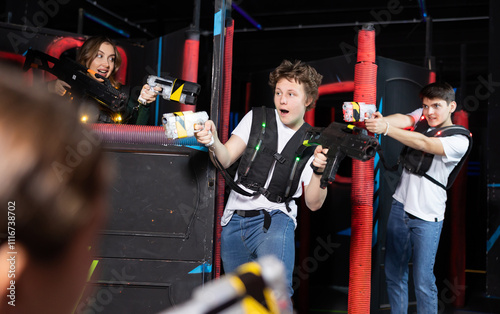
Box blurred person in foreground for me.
[0,65,112,313]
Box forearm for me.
[209,138,233,169]
[386,125,445,155]
[365,112,415,136]
[304,174,328,211]
[383,113,415,129]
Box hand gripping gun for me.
[139,75,201,106]
[22,49,128,112]
[303,122,379,189]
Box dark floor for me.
[301,272,500,314]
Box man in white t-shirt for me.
[365,82,470,314]
[195,60,329,309]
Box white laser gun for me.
[162,111,214,146]
[342,101,377,122]
[139,75,201,106]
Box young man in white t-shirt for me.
[365,82,470,314]
[195,60,329,309]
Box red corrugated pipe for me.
[90,123,201,146]
[180,33,200,112]
[348,25,377,314]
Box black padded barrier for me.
[78,143,215,314]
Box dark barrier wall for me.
[371,57,430,312]
[487,0,500,298]
[77,142,215,313]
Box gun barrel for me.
[305,121,379,188]
[23,49,128,112]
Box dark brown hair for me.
[419,82,455,104]
[269,59,323,111]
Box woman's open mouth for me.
[97,69,108,76]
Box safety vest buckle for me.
[273,152,286,164]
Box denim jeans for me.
[385,199,443,314]
[221,210,295,300]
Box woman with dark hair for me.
[49,36,159,124]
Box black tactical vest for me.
[236,107,316,207]
[400,117,472,189]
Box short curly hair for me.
[269,60,323,111]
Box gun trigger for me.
[303,140,311,147]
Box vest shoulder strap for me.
[237,106,277,186]
[400,119,472,189]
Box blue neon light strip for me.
[155,37,162,126]
[487,225,500,253]
[232,3,262,30]
[417,0,428,22]
[487,184,500,188]
[338,228,351,236]
[84,12,130,38]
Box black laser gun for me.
[139,75,201,106]
[303,122,379,189]
[22,49,128,112]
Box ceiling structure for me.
[2,0,491,103]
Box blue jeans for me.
[385,199,443,314]
[221,210,295,299]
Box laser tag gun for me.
[342,101,377,122]
[161,256,291,314]
[139,75,201,106]
[162,110,211,141]
[22,49,128,112]
[303,122,379,189]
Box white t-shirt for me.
[393,108,470,222]
[221,109,314,228]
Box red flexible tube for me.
[348,27,377,314]
[318,81,355,96]
[180,37,200,112]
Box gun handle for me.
[320,150,346,189]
